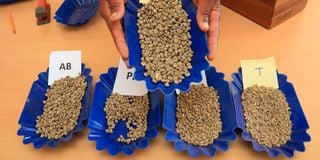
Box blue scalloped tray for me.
[54,0,99,26]
[230,68,311,158]
[163,67,237,158]
[88,67,161,155]
[17,64,92,148]
[0,0,18,4]
[124,0,209,95]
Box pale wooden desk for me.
[0,0,319,159]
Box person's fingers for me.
[108,0,125,21]
[100,0,129,66]
[196,0,215,32]
[193,0,199,6]
[107,20,129,63]
[207,0,220,61]
[99,0,112,21]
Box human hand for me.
[100,0,220,64]
[193,0,221,61]
[100,0,129,65]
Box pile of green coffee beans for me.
[36,76,87,139]
[176,84,222,146]
[242,85,292,148]
[137,0,193,87]
[104,93,149,144]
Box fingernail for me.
[203,22,209,31]
[209,46,217,61]
[124,59,131,68]
[209,54,215,61]
[211,56,215,61]
[203,16,209,31]
[110,12,118,19]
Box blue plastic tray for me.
[54,0,99,26]
[163,67,237,158]
[230,68,311,158]
[17,64,92,148]
[88,67,161,155]
[0,0,18,4]
[124,0,209,95]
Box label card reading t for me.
[48,51,82,85]
[241,57,278,89]
[113,59,148,96]
[140,0,150,4]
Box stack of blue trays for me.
[0,0,18,4]
[54,0,99,26]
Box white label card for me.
[113,59,148,96]
[176,70,207,94]
[140,0,150,4]
[48,51,82,85]
[241,57,278,89]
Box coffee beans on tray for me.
[104,93,149,144]
[137,0,193,87]
[176,84,222,146]
[242,85,292,148]
[36,76,87,139]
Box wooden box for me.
[221,0,308,29]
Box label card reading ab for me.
[176,70,207,94]
[113,59,148,96]
[241,57,278,89]
[48,51,82,85]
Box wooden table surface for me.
[0,0,319,159]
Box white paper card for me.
[196,70,208,86]
[48,51,82,85]
[140,0,150,4]
[176,70,207,94]
[113,59,148,96]
[241,57,278,89]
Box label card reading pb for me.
[113,59,148,96]
[241,57,278,89]
[48,51,82,85]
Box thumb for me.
[196,0,214,32]
[108,0,125,21]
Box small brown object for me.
[35,0,51,25]
[221,0,308,29]
[104,93,149,144]
[36,76,87,139]
[137,0,193,86]
[242,85,292,148]
[176,84,222,146]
